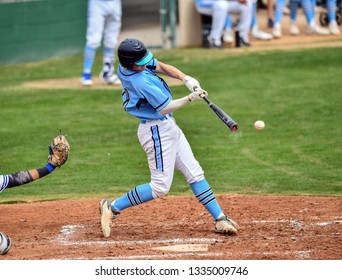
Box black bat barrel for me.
[203,96,238,132]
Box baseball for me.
[254,120,265,130]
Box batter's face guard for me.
[118,38,153,69]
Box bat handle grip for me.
[202,96,211,105]
[193,86,210,104]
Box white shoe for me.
[306,24,330,35]
[207,35,223,48]
[283,6,290,15]
[272,25,282,38]
[100,63,120,85]
[329,21,341,35]
[215,216,239,235]
[223,29,233,44]
[99,199,120,238]
[290,21,300,35]
[251,27,273,40]
[100,72,120,85]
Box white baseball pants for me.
[196,0,253,42]
[138,117,205,198]
[86,0,122,49]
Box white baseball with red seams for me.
[254,120,265,130]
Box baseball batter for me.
[100,38,239,237]
[195,0,253,47]
[81,0,122,86]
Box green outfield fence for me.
[0,0,87,65]
[0,0,178,65]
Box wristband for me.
[45,163,56,173]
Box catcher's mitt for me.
[48,130,70,167]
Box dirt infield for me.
[21,74,183,90]
[1,195,341,260]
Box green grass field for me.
[0,47,341,203]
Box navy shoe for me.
[235,31,250,48]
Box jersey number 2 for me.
[122,88,130,111]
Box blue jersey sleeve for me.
[146,58,158,73]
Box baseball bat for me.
[202,96,239,132]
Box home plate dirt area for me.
[0,195,341,260]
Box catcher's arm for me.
[0,131,70,193]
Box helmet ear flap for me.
[0,232,12,255]
[118,53,135,69]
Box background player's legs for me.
[251,1,257,30]
[101,0,122,84]
[209,0,230,47]
[290,0,330,35]
[273,0,286,38]
[327,0,341,34]
[250,0,273,40]
[82,46,97,86]
[223,16,234,44]
[289,0,301,35]
[81,0,105,85]
[267,0,275,27]
[100,46,119,84]
[229,0,253,44]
